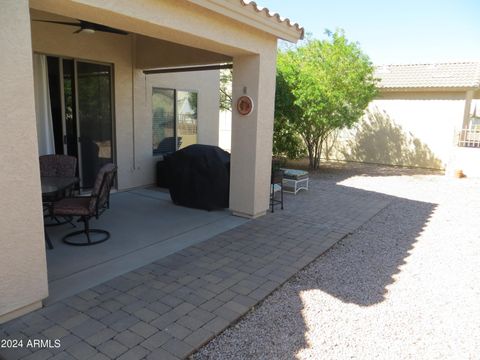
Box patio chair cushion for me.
[53,197,91,216]
[39,155,77,178]
[281,168,309,180]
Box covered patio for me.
[1,0,303,325]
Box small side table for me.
[281,169,309,194]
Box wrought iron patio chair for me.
[52,163,117,246]
[40,154,77,227]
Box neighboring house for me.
[330,62,480,176]
[0,0,303,322]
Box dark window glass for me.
[46,56,64,155]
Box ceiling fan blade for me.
[81,21,128,35]
[97,27,129,35]
[33,19,127,36]
[33,19,80,27]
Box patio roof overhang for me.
[29,0,303,60]
[30,9,234,70]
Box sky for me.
[256,0,480,65]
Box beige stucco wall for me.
[0,0,48,322]
[330,91,467,169]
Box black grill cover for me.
[165,145,230,210]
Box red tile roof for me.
[375,62,480,90]
[240,1,304,39]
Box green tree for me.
[273,68,306,159]
[219,68,232,111]
[275,30,378,169]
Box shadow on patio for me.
[279,184,435,307]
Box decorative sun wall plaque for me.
[236,95,254,116]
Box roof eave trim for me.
[186,0,304,43]
[379,86,480,92]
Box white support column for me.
[0,0,49,322]
[462,90,474,128]
[229,49,277,218]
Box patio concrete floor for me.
[1,174,390,360]
[45,188,247,304]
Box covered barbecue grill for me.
[165,144,230,210]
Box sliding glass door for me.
[44,56,114,189]
[76,61,113,188]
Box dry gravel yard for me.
[194,163,480,360]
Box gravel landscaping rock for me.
[194,163,480,360]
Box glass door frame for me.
[35,52,117,190]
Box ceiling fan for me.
[33,19,128,35]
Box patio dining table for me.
[42,176,79,249]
